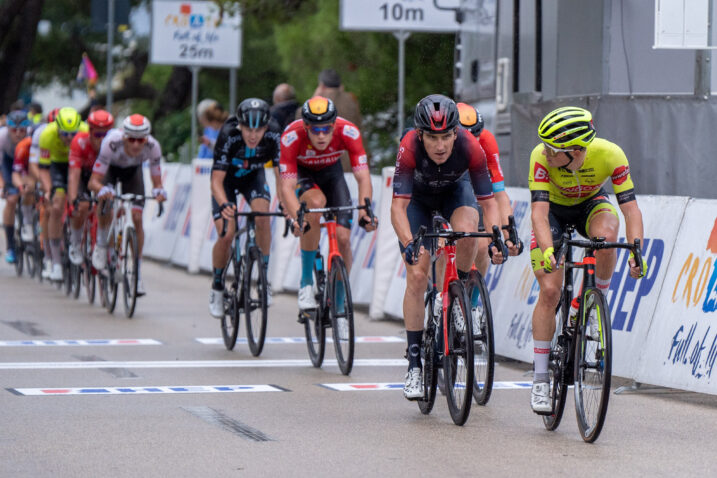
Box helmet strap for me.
[559,151,575,171]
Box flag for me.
[76,52,98,87]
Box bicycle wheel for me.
[14,235,24,277]
[443,280,474,426]
[221,256,241,351]
[303,257,326,368]
[543,299,570,431]
[329,256,354,375]
[83,226,96,304]
[244,247,268,357]
[574,288,612,443]
[106,246,119,314]
[70,262,81,299]
[466,270,495,405]
[122,228,139,318]
[418,291,439,415]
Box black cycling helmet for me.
[7,110,31,128]
[236,98,270,128]
[414,94,459,134]
[301,96,337,125]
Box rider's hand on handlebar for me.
[489,240,508,265]
[506,238,524,256]
[542,246,557,273]
[401,240,424,266]
[220,202,236,221]
[152,187,167,202]
[98,184,115,199]
[358,212,378,232]
[629,252,648,279]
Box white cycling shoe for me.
[403,367,424,400]
[92,245,107,270]
[209,288,224,318]
[531,382,552,414]
[21,224,34,242]
[49,263,63,282]
[298,284,318,310]
[69,243,83,266]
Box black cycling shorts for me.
[295,162,352,229]
[211,168,271,220]
[104,165,145,209]
[49,162,69,197]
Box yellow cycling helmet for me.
[55,107,82,133]
[538,106,596,149]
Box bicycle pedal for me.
[533,409,555,417]
[297,310,312,324]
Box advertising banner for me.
[168,166,194,267]
[188,159,213,273]
[143,162,181,260]
[635,199,717,392]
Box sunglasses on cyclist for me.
[9,127,26,134]
[126,137,146,144]
[91,131,109,138]
[308,124,333,135]
[59,131,77,139]
[543,142,584,156]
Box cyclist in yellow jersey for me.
[38,107,88,281]
[527,106,648,414]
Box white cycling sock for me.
[533,340,551,381]
[596,277,611,293]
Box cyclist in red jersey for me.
[12,136,35,242]
[457,103,522,276]
[279,96,376,310]
[67,110,114,265]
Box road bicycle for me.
[13,190,42,279]
[411,214,505,425]
[218,206,285,355]
[541,224,643,442]
[98,191,163,318]
[74,196,99,304]
[296,198,376,376]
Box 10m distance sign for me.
[151,1,242,68]
[340,0,460,32]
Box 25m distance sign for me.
[340,0,460,33]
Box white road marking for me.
[10,384,287,396]
[0,339,162,347]
[195,336,404,345]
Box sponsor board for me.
[0,339,162,347]
[10,384,285,396]
[195,336,403,345]
[320,381,532,391]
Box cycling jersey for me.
[92,129,162,177]
[38,122,89,167]
[393,128,494,200]
[1,126,27,195]
[528,137,635,206]
[69,132,99,172]
[478,129,505,192]
[29,124,46,165]
[12,137,32,175]
[278,117,368,179]
[213,116,281,176]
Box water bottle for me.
[568,297,580,329]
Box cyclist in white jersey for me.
[88,114,166,296]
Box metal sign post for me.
[191,66,200,161]
[107,0,115,111]
[394,31,411,137]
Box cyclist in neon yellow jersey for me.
[527,106,647,414]
[38,107,88,281]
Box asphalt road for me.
[1,257,716,477]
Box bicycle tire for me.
[221,255,241,351]
[71,262,81,299]
[329,256,354,375]
[466,270,495,405]
[107,246,119,314]
[25,240,36,278]
[244,247,268,357]
[418,291,438,415]
[443,280,474,426]
[14,237,24,277]
[84,226,96,304]
[543,298,570,431]
[122,228,139,318]
[303,255,326,368]
[33,210,43,282]
[574,288,612,443]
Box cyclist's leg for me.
[121,166,146,255]
[1,155,19,257]
[69,172,91,259]
[241,169,272,262]
[296,168,326,291]
[444,176,480,280]
[582,194,620,293]
[473,204,490,276]
[20,176,35,229]
[47,163,68,270]
[210,182,237,284]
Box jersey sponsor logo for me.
[342,124,359,140]
[358,154,367,165]
[533,163,549,182]
[611,165,630,185]
[305,149,316,157]
[279,163,287,173]
[281,131,298,147]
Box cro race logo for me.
[164,4,217,29]
[670,218,717,313]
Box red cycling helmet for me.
[46,108,60,124]
[88,109,114,129]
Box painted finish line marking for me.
[196,336,404,345]
[0,339,162,347]
[0,358,406,370]
[321,381,533,391]
[8,384,287,396]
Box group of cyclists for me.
[1,91,650,419]
[0,105,165,295]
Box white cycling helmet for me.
[123,114,151,138]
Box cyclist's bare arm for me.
[619,199,645,277]
[88,171,105,195]
[11,171,23,191]
[477,195,504,263]
[39,168,52,196]
[272,166,282,207]
[210,169,235,221]
[390,196,414,249]
[353,167,376,230]
[531,200,555,269]
[67,168,80,204]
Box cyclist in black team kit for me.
[208,98,282,319]
[391,94,506,399]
